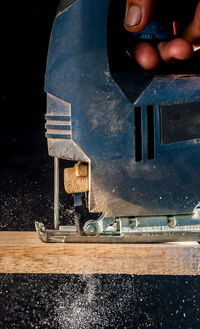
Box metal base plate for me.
[35,215,200,243]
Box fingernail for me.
[125,5,142,27]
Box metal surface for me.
[35,217,200,243]
[83,214,116,235]
[54,157,59,229]
[36,207,200,243]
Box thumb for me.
[124,0,155,33]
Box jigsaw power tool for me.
[36,0,200,242]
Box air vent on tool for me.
[147,105,154,159]
[135,107,142,162]
[135,105,155,162]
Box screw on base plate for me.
[86,223,97,234]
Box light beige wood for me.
[64,161,89,194]
[0,232,200,275]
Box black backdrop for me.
[1,1,200,328]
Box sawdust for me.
[1,274,200,328]
[0,165,75,230]
[53,274,152,329]
[0,190,75,230]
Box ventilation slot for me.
[147,105,155,160]
[135,107,142,162]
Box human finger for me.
[133,41,160,69]
[124,0,155,33]
[157,38,194,64]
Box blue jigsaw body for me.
[35,0,200,242]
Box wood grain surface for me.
[0,232,200,275]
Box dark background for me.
[0,1,200,328]
[1,0,74,231]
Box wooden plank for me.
[0,232,200,275]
